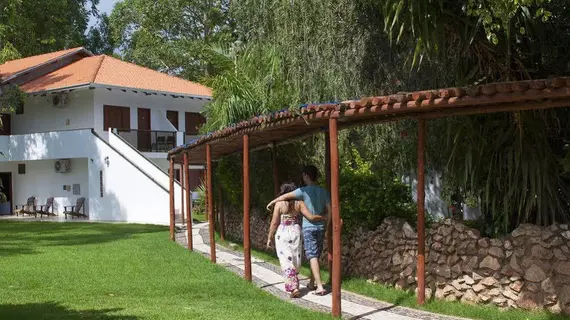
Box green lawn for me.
[215,233,567,320]
[192,213,208,223]
[0,221,331,320]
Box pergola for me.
[167,77,570,317]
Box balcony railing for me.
[116,129,178,152]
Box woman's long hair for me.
[279,182,297,212]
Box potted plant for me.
[462,191,481,220]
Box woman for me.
[266,182,326,298]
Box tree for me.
[205,0,570,234]
[109,0,235,81]
[201,43,295,132]
[0,0,97,203]
[86,13,115,55]
[0,0,99,57]
[0,0,99,118]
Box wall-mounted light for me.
[104,156,110,167]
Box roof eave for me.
[26,83,92,96]
[90,83,213,100]
[1,48,93,84]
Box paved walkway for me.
[176,222,470,320]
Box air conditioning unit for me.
[52,93,69,108]
[54,159,71,173]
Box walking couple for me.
[266,165,330,298]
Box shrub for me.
[340,147,417,232]
[192,183,207,217]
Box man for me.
[267,165,330,295]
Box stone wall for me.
[220,209,570,314]
[224,208,271,249]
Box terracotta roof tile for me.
[18,53,212,97]
[0,47,87,80]
[20,55,104,92]
[94,55,212,97]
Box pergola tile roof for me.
[169,77,570,164]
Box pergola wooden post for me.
[417,118,427,304]
[243,134,252,282]
[329,118,341,317]
[169,157,175,241]
[184,152,193,250]
[180,163,185,225]
[206,144,216,263]
[325,131,333,279]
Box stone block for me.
[481,277,498,286]
[517,292,540,310]
[464,275,475,285]
[480,255,500,271]
[524,264,546,282]
[531,244,554,260]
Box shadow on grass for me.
[347,294,408,320]
[0,221,167,257]
[0,302,140,320]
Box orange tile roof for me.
[20,55,104,93]
[19,53,212,97]
[0,47,88,80]
[94,55,212,97]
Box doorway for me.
[0,172,12,215]
[137,108,151,151]
[185,112,205,135]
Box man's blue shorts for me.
[303,226,324,260]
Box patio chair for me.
[14,197,37,217]
[153,136,167,152]
[166,135,175,150]
[38,197,55,217]
[63,197,87,220]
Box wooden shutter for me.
[185,112,206,135]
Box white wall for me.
[89,132,183,225]
[0,129,96,161]
[0,159,89,215]
[12,90,95,134]
[109,131,172,190]
[9,87,208,147]
[151,109,177,132]
[93,88,208,134]
[0,129,183,225]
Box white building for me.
[0,47,210,225]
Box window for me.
[17,164,25,174]
[166,111,179,130]
[185,112,206,135]
[104,105,131,131]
